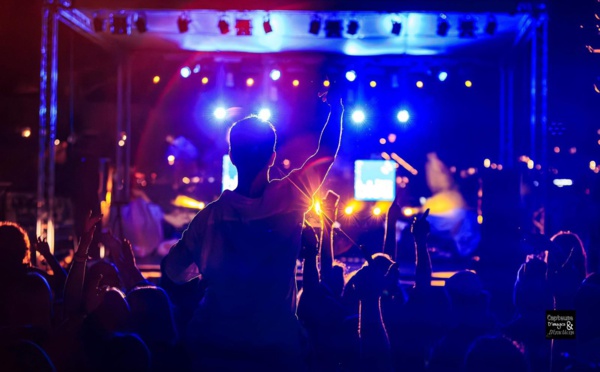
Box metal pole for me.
[38,2,59,252]
[499,65,506,166]
[530,18,538,162]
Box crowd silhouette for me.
[1,87,599,372]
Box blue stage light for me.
[397,110,410,123]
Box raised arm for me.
[383,199,401,260]
[63,214,102,318]
[36,237,67,293]
[286,84,344,197]
[320,191,339,284]
[412,210,432,289]
[300,223,320,292]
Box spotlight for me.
[236,19,252,36]
[263,17,273,34]
[201,77,209,84]
[345,70,357,82]
[397,110,410,123]
[309,17,321,35]
[437,14,450,36]
[373,207,382,216]
[465,80,473,88]
[218,18,230,34]
[344,206,354,215]
[93,15,106,32]
[416,81,424,88]
[369,80,377,88]
[111,12,131,35]
[292,79,300,87]
[214,107,227,120]
[152,76,160,84]
[269,69,281,81]
[246,78,254,87]
[193,64,201,73]
[258,108,271,121]
[391,21,402,36]
[180,67,191,78]
[135,13,147,33]
[323,80,330,87]
[485,15,497,35]
[351,110,365,124]
[438,71,448,81]
[459,16,477,38]
[178,14,191,33]
[347,20,359,35]
[325,20,342,38]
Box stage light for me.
[168,155,175,165]
[437,14,450,36]
[397,110,410,123]
[323,80,330,87]
[553,179,573,187]
[344,206,354,215]
[391,21,402,36]
[347,20,359,35]
[459,16,477,38]
[373,207,382,216]
[416,81,424,88]
[193,64,201,73]
[292,79,300,87]
[325,20,342,38]
[370,80,377,88]
[135,13,147,33]
[351,110,365,124]
[21,128,31,138]
[258,108,271,121]
[402,207,415,217]
[590,160,597,170]
[485,15,497,35]
[484,159,491,168]
[201,77,209,84]
[465,80,472,88]
[270,69,281,81]
[345,70,357,82]
[263,17,273,34]
[246,78,255,87]
[314,201,322,215]
[438,71,448,81]
[178,14,191,33]
[214,107,227,120]
[236,19,252,36]
[180,67,191,78]
[111,12,131,35]
[218,18,230,34]
[93,14,106,32]
[309,18,321,35]
[152,76,160,84]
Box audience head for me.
[463,336,529,372]
[328,262,346,298]
[549,231,587,280]
[127,286,178,345]
[574,272,600,343]
[445,271,490,323]
[228,115,276,178]
[95,333,151,372]
[0,340,55,372]
[0,221,31,269]
[513,258,554,314]
[85,287,130,336]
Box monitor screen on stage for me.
[222,155,238,192]
[354,160,396,201]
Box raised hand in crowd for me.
[35,236,67,289]
[411,209,432,288]
[320,190,339,287]
[102,231,148,292]
[63,213,102,318]
[384,196,402,259]
[300,222,320,292]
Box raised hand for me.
[36,236,52,257]
[76,213,102,258]
[411,208,430,244]
[300,223,319,260]
[387,198,402,224]
[322,190,340,222]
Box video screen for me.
[354,160,396,201]
[222,155,238,192]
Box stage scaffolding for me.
[37,0,548,247]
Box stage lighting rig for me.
[93,13,106,32]
[309,16,321,35]
[178,13,191,33]
[485,15,497,35]
[135,13,147,33]
[347,20,359,35]
[218,18,230,34]
[111,11,131,35]
[263,15,273,34]
[236,19,252,36]
[391,21,402,36]
[325,20,342,38]
[459,16,477,38]
[437,14,450,36]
